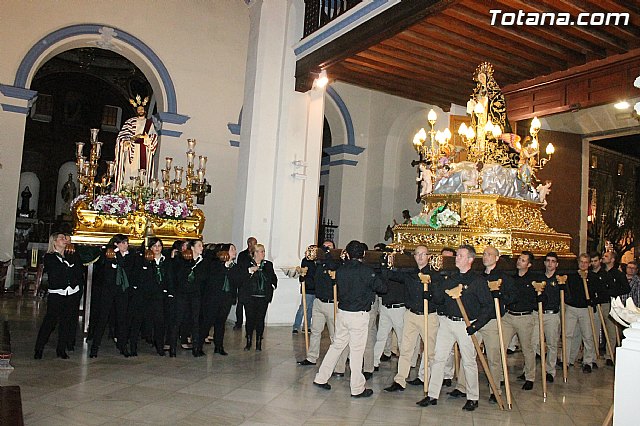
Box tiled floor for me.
[1,296,613,425]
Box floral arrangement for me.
[429,205,460,229]
[70,194,88,211]
[117,183,154,204]
[144,198,190,219]
[91,194,136,216]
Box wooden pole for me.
[454,343,460,380]
[329,270,337,328]
[578,270,600,359]
[556,275,568,383]
[446,284,505,411]
[596,305,615,362]
[533,281,548,401]
[419,273,431,396]
[488,279,512,410]
[301,279,309,354]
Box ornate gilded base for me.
[393,193,572,257]
[71,202,205,246]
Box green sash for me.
[116,265,129,292]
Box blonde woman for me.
[239,243,277,351]
[34,233,82,359]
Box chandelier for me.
[412,109,453,168]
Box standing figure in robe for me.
[114,95,158,191]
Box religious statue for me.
[537,180,552,210]
[61,173,78,213]
[416,162,434,196]
[114,95,158,191]
[19,186,32,216]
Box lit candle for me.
[458,123,467,136]
[77,157,85,172]
[186,150,195,167]
[187,139,197,151]
[165,157,173,171]
[76,142,85,158]
[175,166,184,184]
[94,141,103,159]
[199,156,207,170]
[161,169,170,182]
[443,128,452,143]
[197,169,205,183]
[106,161,115,177]
[90,128,99,143]
[546,143,555,156]
[427,109,437,123]
[473,102,484,115]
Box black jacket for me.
[103,249,139,292]
[601,267,630,300]
[43,252,83,291]
[238,259,278,304]
[299,258,317,295]
[139,255,175,300]
[384,266,440,313]
[173,255,211,295]
[336,259,386,312]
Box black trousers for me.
[173,292,200,350]
[163,296,176,346]
[35,292,80,353]
[235,301,244,326]
[92,286,129,349]
[245,296,269,338]
[200,297,232,347]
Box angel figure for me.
[416,162,434,196]
[537,180,552,210]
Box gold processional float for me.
[71,132,206,247]
[392,62,572,258]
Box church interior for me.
[1,0,639,424]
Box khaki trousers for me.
[373,305,405,367]
[531,312,561,377]
[306,299,348,372]
[502,313,536,382]
[394,311,438,387]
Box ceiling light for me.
[614,101,630,110]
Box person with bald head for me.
[234,236,257,330]
[384,245,443,392]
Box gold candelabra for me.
[75,128,115,200]
[160,139,208,209]
[412,109,453,169]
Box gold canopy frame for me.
[393,193,573,258]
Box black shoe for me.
[130,348,138,357]
[233,324,242,330]
[442,378,452,387]
[34,349,43,360]
[591,362,598,370]
[489,394,497,404]
[536,353,541,360]
[384,382,405,392]
[352,389,373,398]
[292,329,299,334]
[517,373,525,381]
[244,336,252,351]
[363,372,373,380]
[447,389,466,398]
[157,348,165,356]
[522,381,533,390]
[298,359,316,366]
[332,372,344,377]
[89,346,98,358]
[507,349,515,355]
[583,364,592,373]
[606,359,614,367]
[314,381,331,390]
[546,373,554,383]
[407,378,423,386]
[462,400,478,411]
[417,396,437,407]
[217,347,228,356]
[56,350,69,359]
[380,354,391,362]
[374,366,379,371]
[119,346,130,358]
[169,349,176,358]
[256,337,263,351]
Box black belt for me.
[507,310,533,316]
[447,315,465,322]
[543,310,559,314]
[384,303,405,309]
[409,307,424,315]
[317,298,334,303]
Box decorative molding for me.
[0,84,38,101]
[329,159,358,167]
[13,24,180,114]
[326,86,356,147]
[157,129,182,138]
[320,169,329,175]
[229,140,240,147]
[323,144,364,156]
[1,104,30,114]
[156,112,190,125]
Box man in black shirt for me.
[501,251,538,390]
[383,245,442,391]
[297,241,347,373]
[565,253,598,372]
[420,245,492,411]
[313,241,386,398]
[234,236,256,330]
[531,252,561,382]
[600,250,630,365]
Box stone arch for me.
[12,24,181,117]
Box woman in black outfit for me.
[240,243,277,351]
[172,239,210,357]
[201,243,239,355]
[136,237,174,356]
[90,234,138,358]
[34,232,83,359]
